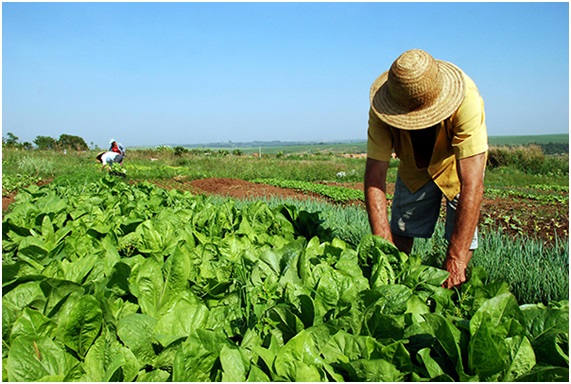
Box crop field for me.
[1,145,569,381]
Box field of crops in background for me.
[2,141,569,302]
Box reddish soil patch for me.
[2,179,52,213]
[2,194,16,212]
[150,177,326,201]
[479,197,568,243]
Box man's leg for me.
[445,195,479,250]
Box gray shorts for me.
[109,154,124,165]
[390,175,478,249]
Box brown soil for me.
[2,194,16,212]
[3,177,568,244]
[2,178,52,212]
[150,177,327,201]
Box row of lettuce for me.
[2,177,568,381]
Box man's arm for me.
[443,152,486,288]
[364,157,393,242]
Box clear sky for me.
[2,1,569,148]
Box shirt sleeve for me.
[367,107,394,161]
[450,77,489,159]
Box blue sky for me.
[2,2,569,148]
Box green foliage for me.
[57,134,88,151]
[254,178,368,202]
[2,179,568,382]
[173,146,188,156]
[540,142,569,155]
[109,163,127,177]
[16,156,56,178]
[2,132,20,148]
[409,222,569,305]
[2,174,42,196]
[487,145,568,175]
[488,133,568,147]
[486,187,568,204]
[33,136,57,150]
[474,229,569,305]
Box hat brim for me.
[370,60,466,130]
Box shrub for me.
[175,157,190,166]
[174,146,188,157]
[487,144,569,176]
[487,144,548,174]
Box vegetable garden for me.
[2,146,569,381]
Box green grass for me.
[168,141,368,156]
[2,174,42,196]
[474,229,569,305]
[124,155,373,183]
[484,166,568,191]
[488,133,568,146]
[157,134,569,155]
[137,133,569,156]
[252,178,367,202]
[4,144,565,187]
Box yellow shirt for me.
[367,72,488,201]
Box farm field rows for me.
[2,177,569,381]
[2,145,569,381]
[147,175,569,244]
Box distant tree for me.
[2,132,20,148]
[34,135,57,150]
[174,146,188,157]
[539,142,569,155]
[22,142,34,150]
[57,134,88,151]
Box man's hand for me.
[442,256,469,289]
[442,152,486,289]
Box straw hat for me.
[370,49,465,130]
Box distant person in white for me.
[96,151,124,171]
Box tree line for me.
[2,132,89,151]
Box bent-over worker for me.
[365,49,488,289]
